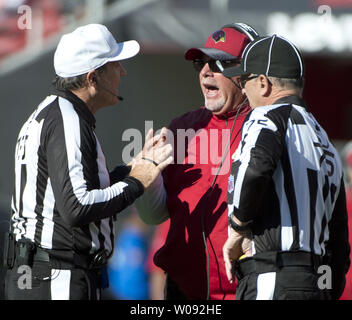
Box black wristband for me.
[228,214,252,232]
[141,157,159,166]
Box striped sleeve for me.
[109,165,131,185]
[43,98,144,227]
[229,110,283,223]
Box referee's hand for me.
[223,229,252,283]
[129,128,173,189]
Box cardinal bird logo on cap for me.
[212,30,225,43]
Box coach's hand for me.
[129,128,173,189]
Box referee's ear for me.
[258,74,272,98]
[86,70,98,88]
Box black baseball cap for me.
[223,35,304,79]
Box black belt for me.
[14,240,108,270]
[33,246,50,262]
[234,251,323,281]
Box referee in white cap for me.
[4,24,173,300]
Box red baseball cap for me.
[185,23,259,61]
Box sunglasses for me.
[237,74,273,89]
[193,58,240,73]
[237,74,260,89]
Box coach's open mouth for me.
[204,83,219,97]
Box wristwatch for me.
[228,213,252,232]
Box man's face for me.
[98,61,127,106]
[240,74,264,109]
[197,55,245,115]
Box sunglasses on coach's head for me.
[192,58,240,73]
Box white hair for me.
[268,77,305,96]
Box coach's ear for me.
[258,74,272,97]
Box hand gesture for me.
[142,127,173,170]
[129,128,173,189]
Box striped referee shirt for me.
[228,95,349,261]
[11,88,144,258]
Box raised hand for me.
[129,128,173,189]
[142,127,173,170]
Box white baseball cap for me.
[54,24,140,77]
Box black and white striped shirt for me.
[11,88,143,258]
[228,95,349,259]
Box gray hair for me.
[52,73,87,91]
[52,63,107,91]
[268,77,305,95]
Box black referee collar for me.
[273,95,308,111]
[52,88,96,128]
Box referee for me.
[222,35,350,300]
[4,24,173,300]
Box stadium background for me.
[0,0,351,299]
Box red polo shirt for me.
[154,105,250,300]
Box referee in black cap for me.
[221,35,350,300]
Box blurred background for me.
[0,0,351,300]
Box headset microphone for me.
[101,85,124,101]
[94,78,124,101]
[103,85,124,101]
